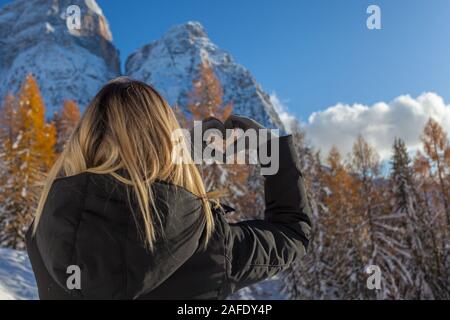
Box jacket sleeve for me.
[223,135,312,294]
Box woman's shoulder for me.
[52,171,91,187]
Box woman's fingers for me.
[224,114,265,131]
[202,117,226,137]
[187,115,276,164]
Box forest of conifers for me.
[0,65,448,299]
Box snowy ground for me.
[228,274,286,300]
[0,247,285,300]
[0,248,38,300]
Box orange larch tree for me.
[187,61,233,120]
[53,99,81,153]
[0,74,56,249]
[420,118,449,225]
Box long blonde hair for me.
[34,77,215,250]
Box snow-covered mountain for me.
[0,0,120,116]
[126,22,284,129]
[0,1,284,127]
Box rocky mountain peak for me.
[126,21,284,129]
[0,1,284,129]
[0,0,120,115]
[165,21,208,40]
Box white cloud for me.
[304,92,450,160]
[270,92,297,133]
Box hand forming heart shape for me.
[187,114,276,164]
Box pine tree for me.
[0,75,56,249]
[281,123,448,299]
[350,135,411,299]
[390,138,431,298]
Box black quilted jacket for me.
[26,135,312,299]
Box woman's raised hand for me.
[187,115,278,165]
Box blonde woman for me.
[25,77,312,299]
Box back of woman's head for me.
[34,77,214,250]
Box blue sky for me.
[91,0,450,122]
[1,0,449,120]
